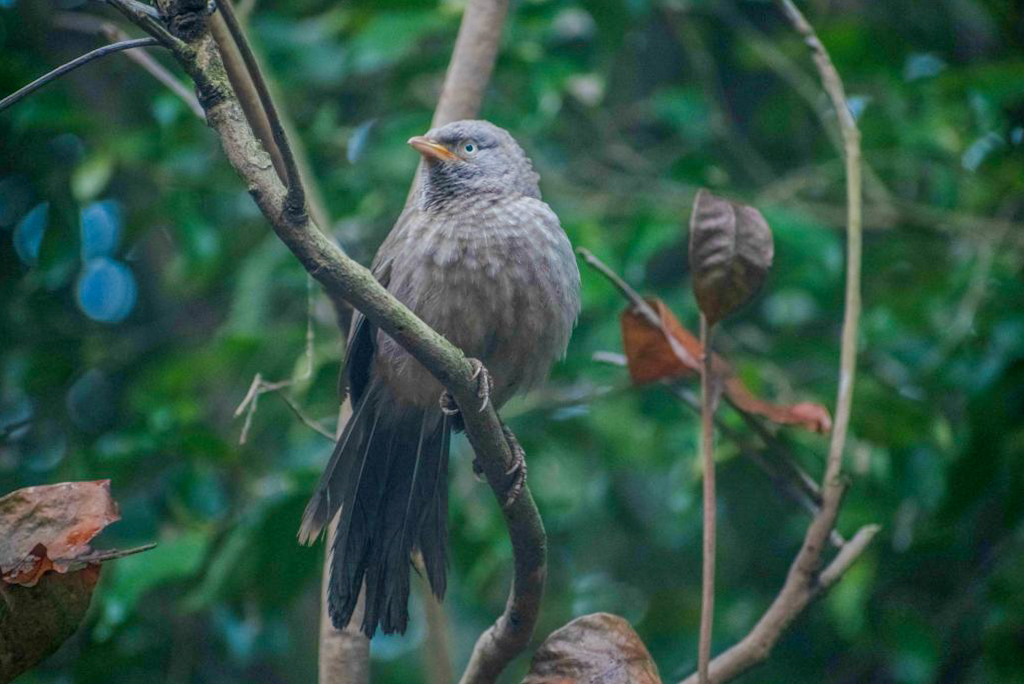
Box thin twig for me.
[52,13,204,119]
[0,38,159,113]
[274,393,335,441]
[233,277,321,443]
[212,0,305,216]
[104,0,183,48]
[576,247,657,320]
[698,313,716,684]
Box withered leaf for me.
[0,481,140,682]
[619,298,831,434]
[724,378,833,433]
[621,298,701,384]
[688,189,774,325]
[523,612,661,684]
[0,480,119,586]
[0,565,100,682]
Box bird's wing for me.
[339,205,420,401]
[339,258,392,403]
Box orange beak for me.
[408,136,458,162]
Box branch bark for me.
[677,1,870,680]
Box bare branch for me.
[0,37,159,114]
[208,2,333,249]
[677,2,870,680]
[576,247,658,320]
[104,0,183,48]
[318,501,370,684]
[419,555,455,684]
[818,524,880,588]
[431,0,509,126]
[207,12,288,183]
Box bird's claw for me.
[498,424,527,509]
[468,358,492,413]
[439,391,460,416]
[438,358,493,417]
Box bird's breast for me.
[376,195,579,409]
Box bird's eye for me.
[463,142,476,154]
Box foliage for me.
[2,0,1023,682]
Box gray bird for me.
[298,120,581,637]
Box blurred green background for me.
[2,0,1023,681]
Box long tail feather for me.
[315,390,451,637]
[297,390,372,545]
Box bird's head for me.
[408,120,541,208]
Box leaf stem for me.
[698,312,716,684]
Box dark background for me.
[2,0,1023,681]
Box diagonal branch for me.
[103,1,535,682]
[0,37,159,114]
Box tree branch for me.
[109,1,537,681]
[0,37,159,114]
[677,2,869,680]
[207,11,288,184]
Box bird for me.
[298,120,581,638]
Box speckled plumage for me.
[299,120,580,637]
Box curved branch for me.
[679,2,868,681]
[126,2,538,682]
[0,37,159,114]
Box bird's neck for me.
[418,178,508,213]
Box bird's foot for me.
[439,358,493,418]
[497,423,527,509]
[470,425,527,506]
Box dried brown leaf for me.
[688,189,774,325]
[619,299,831,433]
[523,613,661,684]
[724,378,833,433]
[0,482,152,681]
[0,564,100,682]
[0,480,119,586]
[621,298,701,384]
